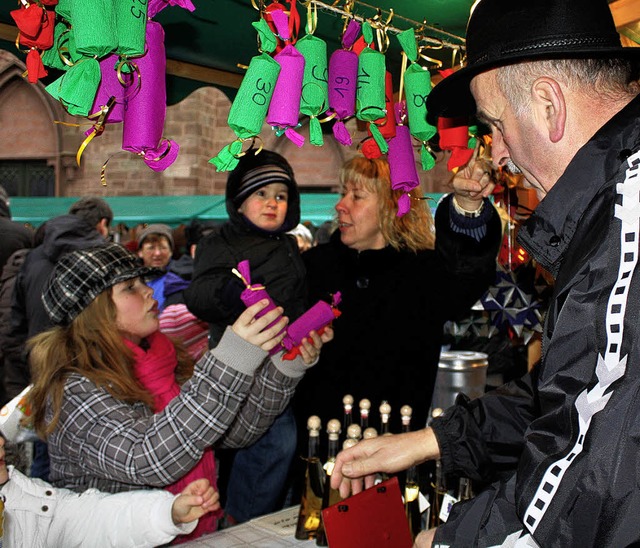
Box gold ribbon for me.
[74,96,116,166]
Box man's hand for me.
[330,428,441,498]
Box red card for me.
[322,477,413,548]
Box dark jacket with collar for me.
[5,215,105,400]
[293,193,501,434]
[431,95,640,546]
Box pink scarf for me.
[126,331,221,542]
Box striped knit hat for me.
[226,149,301,233]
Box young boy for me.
[0,436,220,547]
[184,149,307,525]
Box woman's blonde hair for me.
[339,157,435,252]
[28,289,194,437]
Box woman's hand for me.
[231,299,288,352]
[450,141,495,211]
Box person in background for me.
[159,219,218,361]
[330,1,640,546]
[137,223,174,310]
[184,149,306,526]
[0,185,33,274]
[7,196,113,481]
[287,223,314,252]
[27,243,330,541]
[0,185,34,407]
[0,435,220,547]
[293,156,500,465]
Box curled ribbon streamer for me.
[115,58,142,102]
[100,150,129,186]
[75,96,117,166]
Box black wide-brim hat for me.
[427,0,640,119]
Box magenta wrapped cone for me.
[235,260,288,353]
[266,44,305,130]
[148,0,195,18]
[122,21,168,156]
[90,54,125,123]
[328,49,358,119]
[388,124,419,190]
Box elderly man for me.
[330,0,640,546]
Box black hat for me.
[43,243,161,326]
[427,0,640,118]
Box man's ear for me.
[531,77,566,143]
[97,218,110,238]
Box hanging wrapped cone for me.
[356,46,387,153]
[45,57,101,116]
[267,44,306,147]
[56,0,72,20]
[388,102,420,217]
[361,71,395,159]
[437,117,474,171]
[90,54,126,123]
[297,34,329,146]
[115,0,148,57]
[404,64,437,142]
[327,18,361,146]
[328,48,358,146]
[210,19,280,171]
[67,0,118,58]
[210,52,281,171]
[122,21,179,171]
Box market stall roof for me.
[9,192,445,228]
[8,193,338,228]
[0,1,637,104]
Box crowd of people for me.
[0,0,638,545]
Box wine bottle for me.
[315,418,342,547]
[379,400,392,436]
[295,415,325,540]
[359,398,371,429]
[346,423,361,443]
[342,394,354,434]
[428,408,446,528]
[401,406,422,540]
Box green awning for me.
[9,192,445,228]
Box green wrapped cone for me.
[69,0,118,58]
[298,35,328,116]
[115,0,147,57]
[55,0,72,22]
[421,146,436,171]
[356,47,386,122]
[210,140,244,172]
[404,63,437,142]
[46,57,101,116]
[228,53,281,139]
[309,116,324,146]
[397,28,418,63]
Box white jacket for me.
[0,467,196,547]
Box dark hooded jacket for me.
[431,95,640,547]
[0,200,33,272]
[184,165,305,347]
[5,214,106,400]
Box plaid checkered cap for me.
[42,243,161,326]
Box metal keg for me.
[430,351,489,414]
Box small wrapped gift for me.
[297,34,329,146]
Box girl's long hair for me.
[28,290,194,437]
[339,157,435,252]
